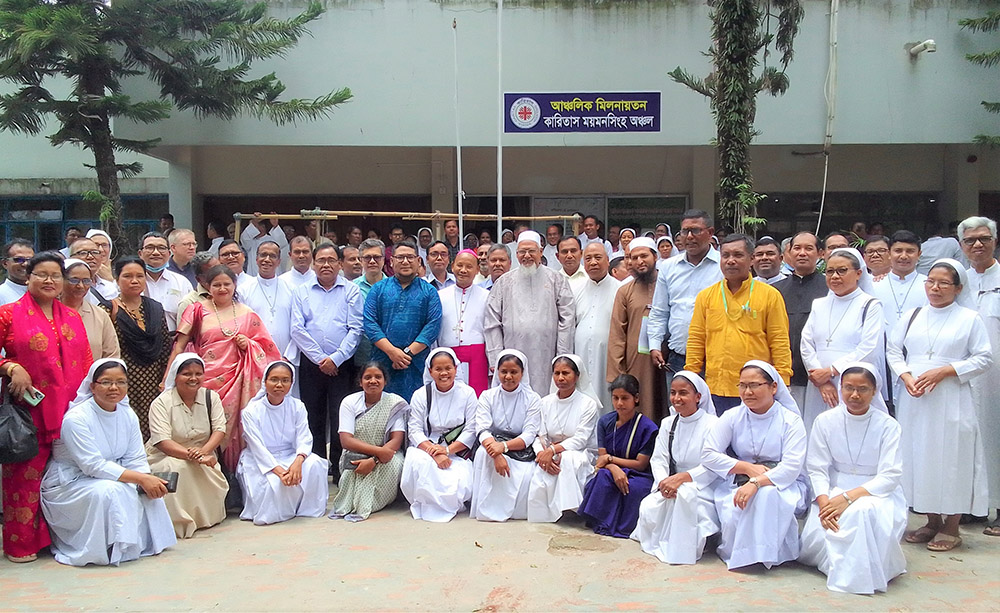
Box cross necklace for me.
[923,309,954,358]
[825,294,859,346]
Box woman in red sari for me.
[165,265,280,471]
[0,252,92,562]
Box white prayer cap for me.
[517,230,543,248]
[628,236,656,254]
[741,359,800,416]
[930,258,974,307]
[163,352,205,392]
[656,235,674,247]
[69,358,128,411]
[62,258,88,272]
[619,228,636,239]
[670,370,716,416]
[549,353,602,409]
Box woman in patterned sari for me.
[330,361,407,522]
[166,265,280,472]
[0,253,92,562]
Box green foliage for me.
[0,0,352,247]
[961,9,1000,146]
[82,189,114,223]
[670,0,804,231]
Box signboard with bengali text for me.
[504,92,660,133]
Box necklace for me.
[719,279,756,321]
[211,299,239,337]
[825,294,859,346]
[923,309,955,358]
[117,298,146,331]
[888,273,918,317]
[746,411,775,463]
[256,278,278,316]
[843,412,873,474]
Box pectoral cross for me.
[826,338,833,347]
[927,349,934,358]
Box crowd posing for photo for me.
[0,210,997,597]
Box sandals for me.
[5,553,37,563]
[904,526,937,544]
[927,533,963,552]
[984,518,1000,537]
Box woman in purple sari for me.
[578,374,659,537]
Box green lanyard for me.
[719,278,756,320]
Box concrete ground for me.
[2,489,999,612]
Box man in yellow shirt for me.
[685,233,792,413]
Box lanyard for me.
[719,278,756,320]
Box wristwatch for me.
[748,477,760,488]
[403,347,413,357]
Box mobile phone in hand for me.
[22,387,44,406]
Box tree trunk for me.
[713,0,760,232]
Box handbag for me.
[425,384,474,461]
[734,461,779,487]
[0,385,38,464]
[493,430,536,463]
[205,390,242,511]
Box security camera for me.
[908,39,936,56]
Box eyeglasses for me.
[177,241,197,248]
[142,245,169,252]
[266,377,292,386]
[361,255,384,262]
[679,227,706,236]
[962,236,995,246]
[257,252,280,260]
[394,255,416,262]
[71,250,102,258]
[66,278,94,287]
[314,258,339,266]
[864,248,889,255]
[29,272,62,282]
[737,382,770,392]
[924,279,956,288]
[515,250,539,257]
[824,267,854,277]
[428,252,449,259]
[3,257,30,264]
[842,385,873,395]
[219,251,242,260]
[94,379,128,388]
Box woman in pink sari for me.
[166,265,280,471]
[0,253,92,562]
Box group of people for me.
[0,210,997,597]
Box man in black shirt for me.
[773,232,828,410]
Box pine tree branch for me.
[667,67,714,98]
[959,10,1000,33]
[966,48,1000,68]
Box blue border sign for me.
[504,92,660,133]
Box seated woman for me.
[703,360,809,570]
[331,362,407,522]
[799,362,907,594]
[401,348,478,522]
[41,359,176,566]
[632,371,722,564]
[577,374,659,538]
[471,350,542,522]
[147,353,228,538]
[238,361,329,525]
[527,354,599,523]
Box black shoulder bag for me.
[425,384,473,460]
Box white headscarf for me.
[930,257,974,308]
[826,247,874,295]
[549,353,601,409]
[490,349,532,391]
[656,223,673,238]
[836,360,889,414]
[742,359,800,416]
[629,236,656,255]
[250,360,296,403]
[86,229,113,253]
[63,257,88,273]
[69,358,128,411]
[670,370,716,416]
[619,228,636,242]
[501,228,514,243]
[417,227,432,239]
[422,346,461,386]
[163,352,205,392]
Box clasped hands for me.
[349,446,395,476]
[808,367,839,408]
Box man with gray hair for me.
[353,238,388,366]
[958,215,1000,534]
[167,228,199,287]
[478,243,511,291]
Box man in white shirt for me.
[206,220,226,257]
[279,236,316,288]
[557,236,588,296]
[424,241,456,290]
[0,239,34,305]
[752,237,787,285]
[543,224,562,271]
[70,238,118,306]
[478,243,511,291]
[58,227,82,258]
[138,232,193,332]
[577,215,612,256]
[648,209,723,375]
[217,239,257,295]
[437,249,491,394]
[918,223,966,274]
[242,241,295,358]
[574,242,622,411]
[240,212,289,276]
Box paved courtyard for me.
[2,490,999,611]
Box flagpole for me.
[452,19,465,239]
[495,0,503,244]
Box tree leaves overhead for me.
[960,8,999,146]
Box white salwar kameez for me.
[800,287,884,432]
[887,302,993,516]
[573,274,622,412]
[632,409,721,564]
[471,383,542,521]
[401,381,478,522]
[41,400,176,566]
[702,402,809,570]
[799,405,907,594]
[237,393,329,525]
[967,261,1000,509]
[527,389,598,522]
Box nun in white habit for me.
[887,258,992,551]
[800,247,886,433]
[631,371,722,564]
[237,361,329,525]
[702,360,809,570]
[799,361,907,594]
[526,354,599,523]
[470,349,542,521]
[401,348,479,522]
[41,359,176,566]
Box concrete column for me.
[941,144,980,223]
[691,146,717,213]
[167,147,195,230]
